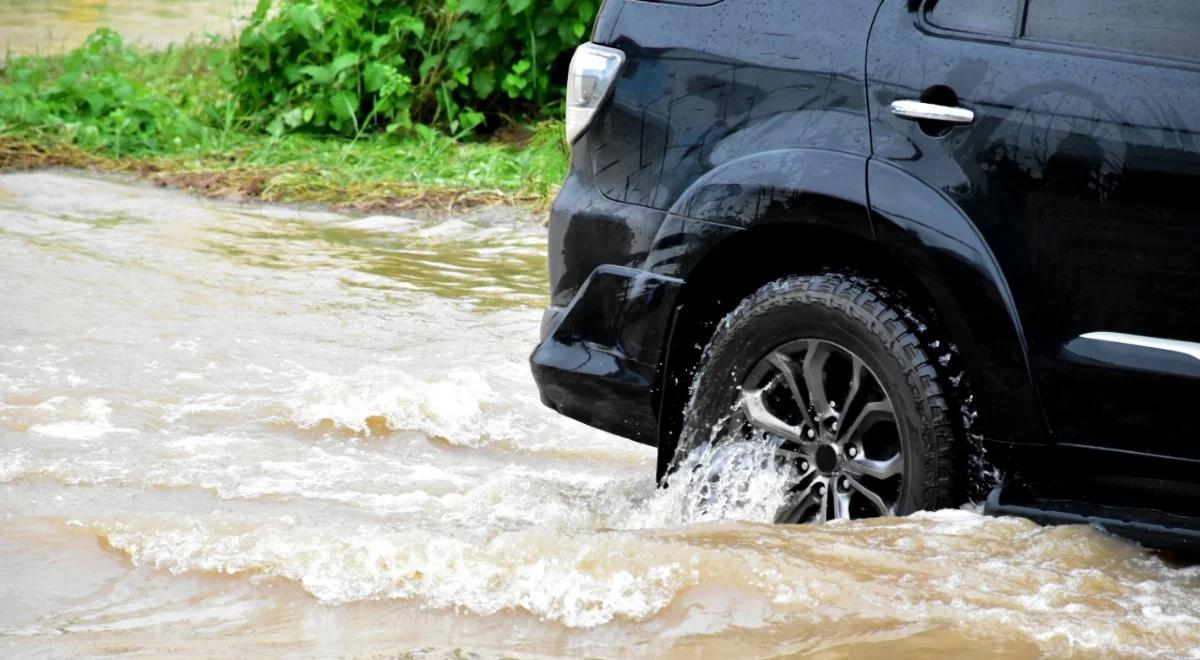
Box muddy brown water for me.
[0,171,1198,658]
[0,0,245,54]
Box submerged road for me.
[0,171,1197,657]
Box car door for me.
[866,0,1200,460]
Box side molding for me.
[1080,332,1200,362]
[1064,332,1200,379]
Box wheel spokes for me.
[766,350,817,430]
[844,453,903,480]
[838,398,893,445]
[846,474,895,516]
[802,340,833,418]
[773,443,806,462]
[730,338,906,526]
[842,356,866,419]
[741,388,804,443]
[814,486,830,523]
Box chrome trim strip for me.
[890,99,976,125]
[1080,332,1200,362]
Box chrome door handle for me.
[890,99,975,125]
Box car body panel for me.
[663,148,872,238]
[867,159,1044,445]
[547,163,668,309]
[534,0,1200,543]
[589,0,878,212]
[530,264,682,443]
[867,0,1200,460]
[535,0,884,445]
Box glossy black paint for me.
[532,0,1200,536]
[535,0,884,444]
[531,265,682,442]
[592,0,876,211]
[1062,337,1200,381]
[868,0,1200,460]
[546,161,667,308]
[986,482,1200,551]
[865,160,1044,446]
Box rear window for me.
[924,0,1018,38]
[1024,0,1200,63]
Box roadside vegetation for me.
[0,0,598,210]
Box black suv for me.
[531,0,1200,547]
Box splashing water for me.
[1,172,1199,658]
[619,440,796,529]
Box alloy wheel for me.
[734,338,904,523]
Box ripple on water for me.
[0,172,1198,658]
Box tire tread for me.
[679,272,959,510]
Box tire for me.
[673,273,959,523]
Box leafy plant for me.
[235,0,596,137]
[0,0,587,201]
[0,29,237,156]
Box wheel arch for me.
[650,221,966,478]
[649,161,1048,478]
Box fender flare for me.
[642,151,1047,455]
[867,158,1046,446]
[646,148,874,278]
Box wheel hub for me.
[815,443,840,474]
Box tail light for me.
[565,42,625,144]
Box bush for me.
[0,29,236,155]
[235,0,596,138]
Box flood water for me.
[1,171,1198,658]
[0,0,245,54]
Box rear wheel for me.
[674,273,958,523]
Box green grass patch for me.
[0,29,570,210]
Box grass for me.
[0,32,570,212]
[0,122,569,212]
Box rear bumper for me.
[530,265,682,444]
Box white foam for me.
[95,519,690,627]
[0,451,28,483]
[28,398,138,440]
